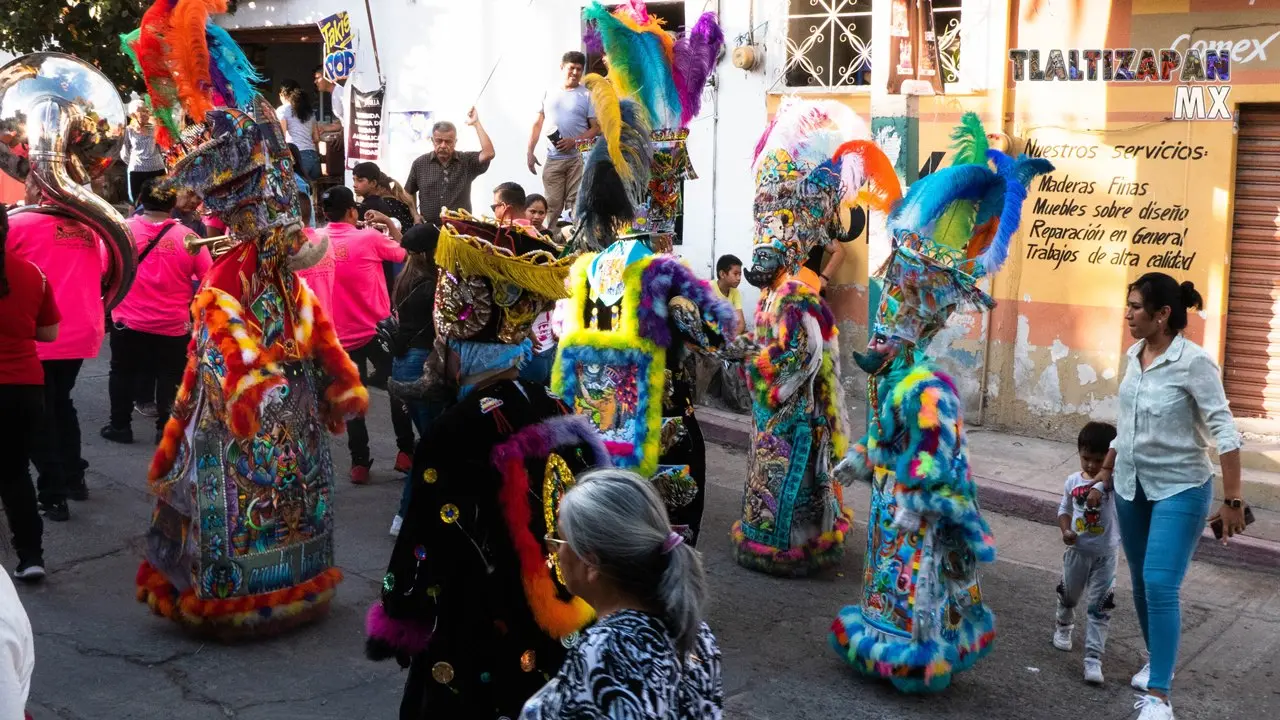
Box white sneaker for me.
[1084,657,1104,685]
[1133,694,1174,720]
[389,515,403,537]
[1131,662,1150,691]
[1053,624,1073,651]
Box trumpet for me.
[184,233,237,258]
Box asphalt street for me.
[17,352,1280,719]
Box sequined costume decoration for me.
[732,99,901,578]
[556,79,733,545]
[130,5,366,638]
[829,113,1053,692]
[367,213,610,719]
[579,1,723,244]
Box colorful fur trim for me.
[136,560,343,637]
[729,507,853,578]
[365,603,432,658]
[553,253,667,475]
[830,602,996,693]
[750,280,837,409]
[149,281,367,483]
[491,414,608,638]
[637,255,735,348]
[881,365,995,563]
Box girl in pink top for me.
[102,180,211,446]
[6,202,110,516]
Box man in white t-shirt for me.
[526,51,599,227]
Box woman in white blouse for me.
[276,80,320,181]
[1089,272,1246,720]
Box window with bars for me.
[783,0,966,90]
[933,0,963,86]
[784,0,874,88]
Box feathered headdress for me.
[582,1,723,129]
[573,74,653,251]
[123,0,265,150]
[748,98,897,280]
[872,113,1053,346]
[129,4,292,248]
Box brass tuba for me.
[0,52,136,309]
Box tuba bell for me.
[0,52,136,309]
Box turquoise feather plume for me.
[886,164,995,241]
[205,22,264,108]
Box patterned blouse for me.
[520,610,723,719]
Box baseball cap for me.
[321,185,358,218]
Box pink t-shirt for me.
[112,216,211,337]
[6,212,109,361]
[328,222,406,350]
[296,227,336,313]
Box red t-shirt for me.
[0,255,61,385]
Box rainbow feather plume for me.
[753,98,864,172]
[205,22,264,108]
[671,12,723,126]
[967,150,1054,276]
[574,97,652,250]
[583,1,681,129]
[831,139,902,214]
[886,164,997,242]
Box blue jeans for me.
[298,149,321,181]
[520,347,556,385]
[1114,478,1213,694]
[391,349,445,518]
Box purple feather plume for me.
[637,256,736,347]
[584,23,604,55]
[672,13,724,126]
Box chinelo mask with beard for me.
[852,334,905,375]
[745,245,785,289]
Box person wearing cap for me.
[321,186,408,484]
[386,223,444,537]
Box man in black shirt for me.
[404,108,495,226]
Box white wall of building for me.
[220,0,591,210]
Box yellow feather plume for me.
[583,74,631,182]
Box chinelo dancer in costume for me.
[367,211,611,719]
[829,114,1052,692]
[127,0,367,638]
[731,98,900,578]
[580,0,723,249]
[553,4,732,546]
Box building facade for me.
[215,0,1280,440]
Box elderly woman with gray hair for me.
[522,469,724,719]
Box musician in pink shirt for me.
[321,186,406,484]
[6,175,112,519]
[101,180,211,446]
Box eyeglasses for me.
[491,202,507,212]
[544,533,567,552]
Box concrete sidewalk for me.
[696,404,1280,573]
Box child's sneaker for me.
[1083,657,1104,685]
[1053,623,1073,651]
[1133,694,1174,720]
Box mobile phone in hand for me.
[1211,505,1256,539]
